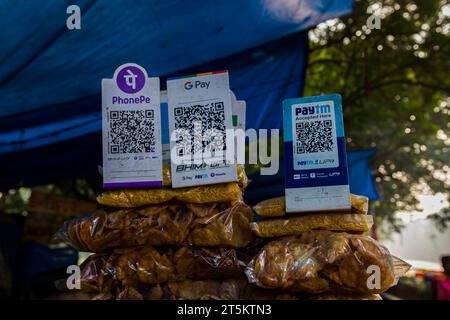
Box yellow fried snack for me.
[186,201,254,247]
[245,231,397,294]
[350,194,369,214]
[162,164,248,189]
[252,196,285,217]
[85,278,384,300]
[97,182,242,207]
[250,214,373,238]
[253,193,369,217]
[162,164,172,186]
[100,278,291,300]
[77,246,247,293]
[237,165,249,189]
[89,285,383,300]
[58,201,254,251]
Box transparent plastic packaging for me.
[88,279,384,300]
[57,201,254,252]
[83,279,249,300]
[351,194,369,214]
[162,164,248,189]
[253,194,368,217]
[140,278,281,300]
[78,246,248,292]
[97,182,242,208]
[250,214,373,237]
[245,231,410,294]
[117,279,249,300]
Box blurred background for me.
[0,0,449,299]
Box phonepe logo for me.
[184,80,210,90]
[296,104,331,116]
[116,65,146,94]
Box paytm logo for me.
[298,159,335,166]
[184,80,210,90]
[296,104,331,116]
[297,160,314,166]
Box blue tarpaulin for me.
[348,149,379,200]
[0,0,352,126]
[0,0,379,201]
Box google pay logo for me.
[184,81,193,90]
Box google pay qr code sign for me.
[167,71,237,188]
[173,102,226,157]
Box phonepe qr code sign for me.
[101,63,163,189]
[108,109,156,154]
[167,71,237,188]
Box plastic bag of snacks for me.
[245,231,409,294]
[97,182,242,208]
[85,279,248,300]
[113,279,248,300]
[88,279,383,300]
[253,194,368,218]
[162,164,248,189]
[92,278,295,300]
[185,202,254,248]
[147,279,248,300]
[57,201,254,251]
[250,214,373,238]
[78,246,248,292]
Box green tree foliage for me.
[305,0,450,232]
[0,179,98,215]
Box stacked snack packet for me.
[245,194,411,299]
[57,165,258,300]
[57,171,410,300]
[251,194,372,237]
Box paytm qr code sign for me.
[167,71,237,188]
[283,94,350,213]
[292,100,338,170]
[101,63,163,189]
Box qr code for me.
[295,120,334,154]
[109,110,155,154]
[173,102,226,157]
